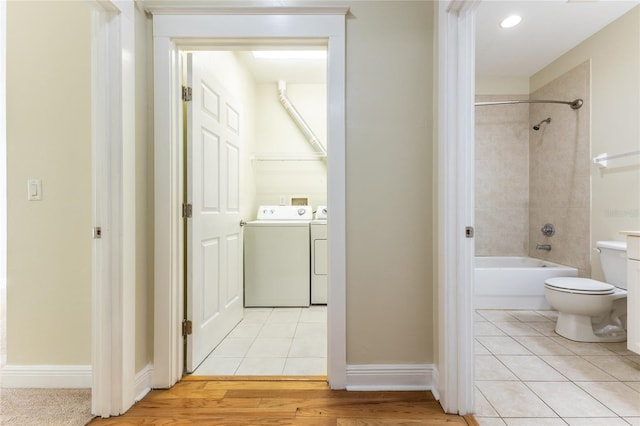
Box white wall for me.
[531,6,640,280]
[252,82,327,211]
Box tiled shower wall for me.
[475,95,530,256]
[529,61,591,277]
[475,62,591,277]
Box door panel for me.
[186,52,243,373]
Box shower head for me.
[533,117,551,131]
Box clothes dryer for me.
[311,206,328,304]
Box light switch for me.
[27,179,42,201]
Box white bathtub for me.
[474,256,578,310]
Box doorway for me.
[151,9,347,390]
[183,48,328,376]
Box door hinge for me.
[182,86,192,102]
[93,226,102,239]
[465,226,474,238]
[182,203,192,218]
[182,319,193,337]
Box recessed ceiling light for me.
[500,15,522,29]
[252,51,327,60]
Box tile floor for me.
[193,305,327,376]
[475,309,640,426]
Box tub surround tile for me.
[526,381,616,417]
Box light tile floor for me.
[194,306,327,376]
[475,309,640,426]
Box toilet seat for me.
[545,277,615,295]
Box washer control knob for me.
[298,208,306,216]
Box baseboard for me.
[134,363,153,402]
[431,365,441,400]
[0,364,91,388]
[345,363,435,391]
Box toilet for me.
[544,241,628,343]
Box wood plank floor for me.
[89,376,474,425]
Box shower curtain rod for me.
[475,98,584,110]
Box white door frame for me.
[436,0,478,415]
[149,7,348,389]
[88,0,136,417]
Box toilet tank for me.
[597,240,628,289]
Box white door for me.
[186,52,243,373]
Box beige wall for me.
[135,4,154,372]
[475,95,530,256]
[6,1,92,364]
[531,6,640,280]
[5,0,438,373]
[346,1,434,365]
[529,62,591,276]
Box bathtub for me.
[474,257,578,310]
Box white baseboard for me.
[0,364,91,388]
[346,363,435,391]
[134,363,153,402]
[431,365,441,400]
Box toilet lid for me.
[545,277,615,295]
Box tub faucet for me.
[536,244,551,251]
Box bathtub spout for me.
[536,244,552,251]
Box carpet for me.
[0,388,94,425]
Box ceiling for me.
[235,1,640,83]
[476,0,640,78]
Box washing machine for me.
[244,205,311,307]
[310,206,328,304]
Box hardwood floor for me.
[89,376,473,425]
